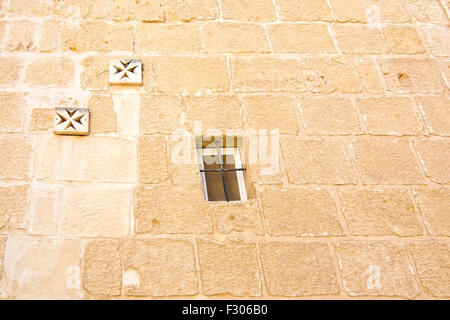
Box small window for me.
[197,143,247,202]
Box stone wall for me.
[0,0,449,299]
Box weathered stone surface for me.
[108,0,164,21]
[260,242,339,296]
[407,0,448,24]
[281,138,356,184]
[214,200,264,235]
[329,0,367,22]
[140,95,181,134]
[35,135,137,183]
[260,186,344,236]
[357,97,423,135]
[52,0,109,18]
[0,184,29,231]
[0,237,5,279]
[201,23,270,53]
[383,25,424,54]
[88,94,116,133]
[415,96,450,135]
[414,140,450,184]
[437,59,450,89]
[60,186,130,238]
[408,241,450,297]
[221,0,276,21]
[84,240,121,296]
[6,20,38,51]
[351,137,424,184]
[422,26,450,57]
[25,57,74,88]
[197,240,261,296]
[244,95,298,135]
[0,57,23,87]
[81,55,109,90]
[139,136,169,184]
[354,58,384,93]
[27,185,58,235]
[363,0,411,22]
[0,135,33,180]
[154,57,229,93]
[339,189,422,236]
[137,24,200,53]
[3,236,80,299]
[301,58,362,93]
[122,239,198,296]
[39,19,59,52]
[166,0,219,22]
[414,188,450,236]
[379,59,444,94]
[8,0,51,16]
[29,108,53,131]
[335,241,419,298]
[112,95,140,136]
[333,24,388,53]
[135,186,214,234]
[231,57,305,92]
[299,97,361,135]
[277,0,333,21]
[0,92,26,132]
[269,24,335,53]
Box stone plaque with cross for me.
[109,59,143,85]
[54,107,89,136]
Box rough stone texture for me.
[357,97,423,135]
[0,237,5,279]
[122,239,198,296]
[379,59,444,94]
[135,186,213,234]
[25,57,74,88]
[413,140,450,184]
[60,186,130,238]
[244,95,298,135]
[0,57,23,87]
[414,188,450,236]
[415,96,450,135]
[39,19,59,52]
[137,24,200,53]
[84,240,121,296]
[6,20,38,51]
[214,200,264,235]
[3,236,80,299]
[166,0,219,22]
[351,137,424,184]
[335,241,420,298]
[268,24,335,53]
[354,58,384,93]
[260,242,339,296]
[422,26,450,57]
[88,95,116,133]
[81,55,109,91]
[202,23,270,53]
[0,135,33,180]
[140,95,181,135]
[338,189,422,236]
[221,0,276,21]
[0,92,27,132]
[383,25,424,54]
[0,185,29,232]
[299,97,361,135]
[277,0,333,21]
[437,59,450,89]
[260,187,344,236]
[362,0,411,22]
[333,24,388,54]
[281,138,356,185]
[139,136,169,184]
[29,108,53,131]
[27,185,58,235]
[231,57,305,92]
[108,0,164,22]
[407,0,448,24]
[197,240,261,296]
[329,0,367,22]
[408,241,450,297]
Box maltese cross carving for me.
[54,107,89,136]
[109,59,142,85]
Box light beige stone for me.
[6,20,37,51]
[422,26,450,57]
[351,137,424,184]
[112,95,140,136]
[214,200,264,235]
[408,241,450,297]
[84,240,121,296]
[108,0,164,21]
[260,242,339,296]
[29,108,53,131]
[137,24,200,53]
[0,184,29,231]
[277,0,333,21]
[0,135,33,180]
[231,57,305,92]
[299,97,361,135]
[221,0,276,21]
[414,140,450,184]
[39,19,59,52]
[139,136,169,184]
[0,237,5,279]
[269,24,335,53]
[260,186,344,236]
[383,25,424,54]
[244,95,299,135]
[357,97,423,135]
[3,236,80,299]
[415,96,450,135]
[52,0,109,18]
[379,59,444,94]
[25,57,74,88]
[281,138,356,184]
[28,185,58,235]
[335,241,419,298]
[135,186,214,234]
[166,0,219,22]
[122,239,198,296]
[339,189,422,236]
[0,92,26,132]
[414,188,450,236]
[197,240,261,296]
[81,55,109,91]
[140,95,181,134]
[60,186,130,237]
[0,57,23,87]
[333,24,388,53]
[329,0,367,22]
[362,0,411,22]
[88,95,116,133]
[8,0,51,16]
[437,59,450,89]
[407,0,448,24]
[35,135,137,183]
[354,58,384,94]
[201,23,270,53]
